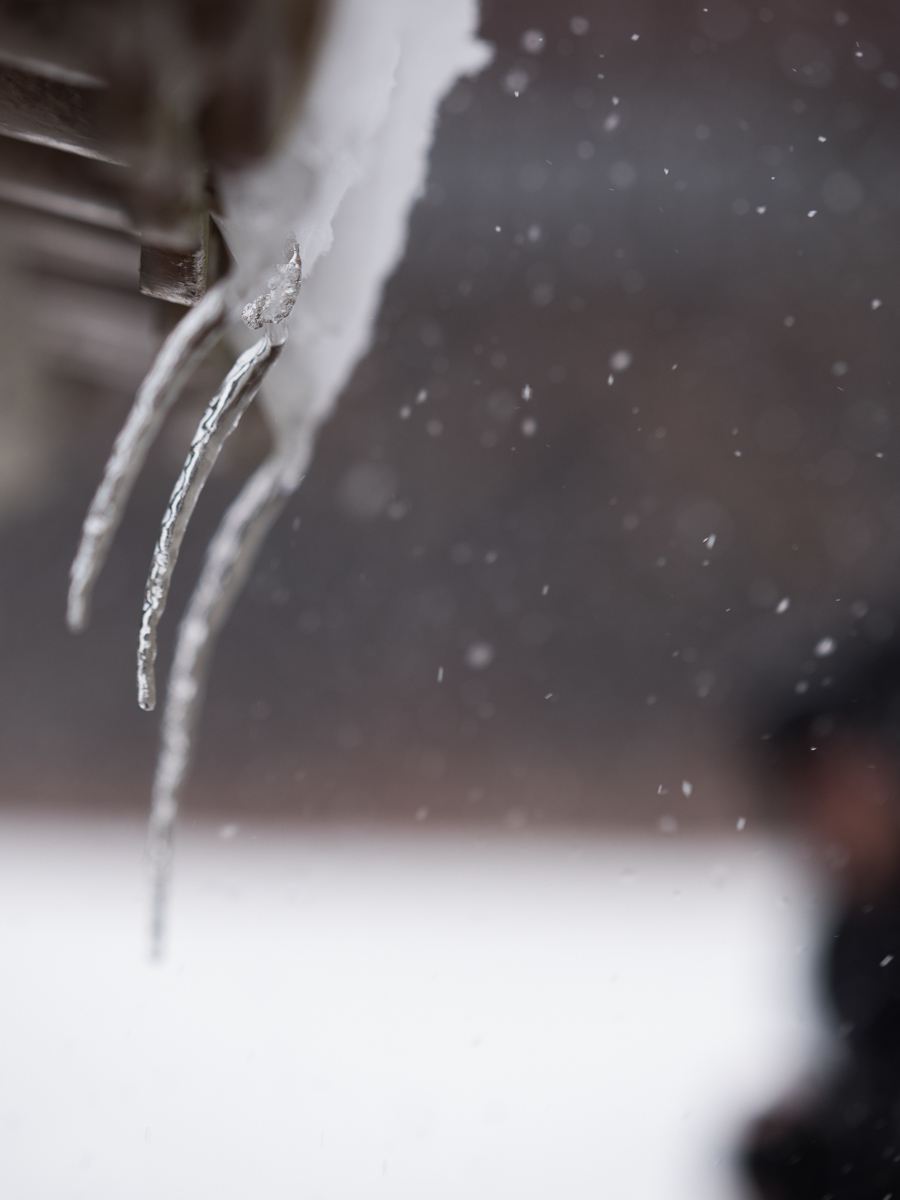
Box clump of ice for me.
[241,239,302,330]
[220,0,492,449]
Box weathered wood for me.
[0,136,130,231]
[0,0,324,304]
[0,61,119,163]
[139,215,230,307]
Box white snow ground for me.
[0,816,826,1200]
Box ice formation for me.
[136,322,288,713]
[66,0,491,954]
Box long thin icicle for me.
[67,279,229,632]
[147,443,311,957]
[136,329,285,712]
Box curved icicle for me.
[146,444,310,958]
[67,279,230,633]
[136,331,284,712]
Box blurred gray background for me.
[0,0,898,827]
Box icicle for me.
[67,280,229,632]
[147,441,311,958]
[136,328,286,712]
[68,0,494,955]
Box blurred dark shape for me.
[744,641,900,1197]
[0,0,322,300]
